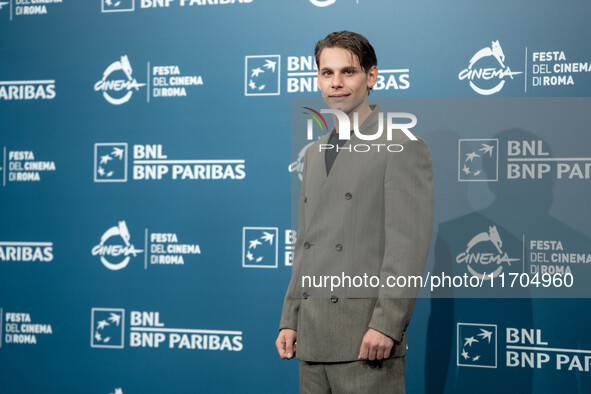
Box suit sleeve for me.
[278,147,309,331]
[368,137,434,343]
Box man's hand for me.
[358,328,395,360]
[276,329,297,359]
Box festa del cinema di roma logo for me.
[91,221,143,270]
[458,40,522,95]
[456,225,520,279]
[94,55,145,105]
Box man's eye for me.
[322,71,331,76]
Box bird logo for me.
[243,228,278,267]
[458,139,498,181]
[91,308,125,348]
[245,56,280,95]
[95,144,126,182]
[458,324,497,367]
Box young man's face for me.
[317,47,377,116]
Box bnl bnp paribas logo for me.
[458,323,591,372]
[0,78,56,101]
[459,40,522,95]
[101,0,253,12]
[457,323,497,368]
[94,143,127,182]
[244,55,280,96]
[458,138,499,182]
[0,240,53,263]
[245,55,409,96]
[91,309,244,351]
[101,0,135,13]
[242,227,278,268]
[91,221,143,271]
[94,143,246,182]
[91,308,125,348]
[242,227,297,268]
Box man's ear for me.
[366,65,378,89]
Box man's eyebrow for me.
[319,65,358,72]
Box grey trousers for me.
[299,357,406,394]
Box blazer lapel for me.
[303,105,382,230]
[304,132,330,230]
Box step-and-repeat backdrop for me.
[1,1,590,393]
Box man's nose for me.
[331,73,343,89]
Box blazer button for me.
[304,197,308,203]
[345,192,352,200]
[330,295,338,303]
[302,292,309,299]
[304,242,311,249]
[335,244,343,252]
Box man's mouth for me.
[329,93,350,101]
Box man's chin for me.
[323,97,354,112]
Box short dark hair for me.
[314,31,377,73]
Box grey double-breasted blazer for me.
[280,105,434,362]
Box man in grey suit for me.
[276,31,433,393]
